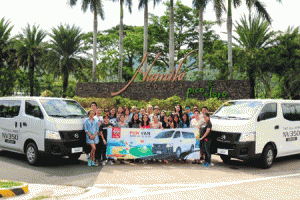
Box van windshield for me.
[40,99,87,118]
[213,101,262,119]
[154,131,174,139]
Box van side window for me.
[182,132,188,139]
[258,103,277,121]
[282,103,300,121]
[25,100,43,119]
[173,131,180,138]
[0,100,21,118]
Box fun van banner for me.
[106,128,200,160]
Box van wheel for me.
[26,143,39,165]
[69,153,81,161]
[190,145,194,152]
[220,155,231,164]
[261,145,275,169]
[176,147,181,158]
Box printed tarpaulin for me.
[106,128,199,160]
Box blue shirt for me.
[84,118,100,144]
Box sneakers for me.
[88,159,92,167]
[108,160,114,165]
[102,161,106,166]
[91,161,96,166]
[203,162,211,167]
[86,154,90,160]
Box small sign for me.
[71,147,83,153]
[217,148,228,155]
[112,127,121,139]
[286,137,297,142]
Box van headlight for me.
[239,132,255,142]
[45,130,61,140]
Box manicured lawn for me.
[0,181,23,188]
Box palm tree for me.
[0,17,15,96]
[227,0,282,80]
[234,14,276,98]
[46,24,89,97]
[16,24,47,96]
[138,0,162,78]
[169,0,175,73]
[68,0,104,83]
[112,0,133,82]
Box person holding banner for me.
[129,113,140,128]
[98,115,114,166]
[178,113,190,128]
[140,114,150,128]
[150,115,162,129]
[162,115,170,129]
[173,114,180,128]
[191,110,205,164]
[199,113,213,167]
[84,110,99,167]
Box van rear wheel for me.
[261,145,274,169]
[26,143,39,165]
[176,148,181,158]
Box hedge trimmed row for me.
[72,96,226,112]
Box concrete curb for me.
[0,181,28,198]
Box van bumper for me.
[44,139,86,156]
[215,141,259,160]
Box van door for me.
[256,103,278,155]
[0,100,22,151]
[173,131,183,153]
[280,103,300,155]
[21,100,45,152]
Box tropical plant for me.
[226,0,282,80]
[138,0,162,78]
[234,13,276,98]
[111,0,133,82]
[15,24,47,96]
[0,17,16,96]
[68,0,105,83]
[46,24,90,97]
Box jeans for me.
[203,139,212,164]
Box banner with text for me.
[107,128,199,160]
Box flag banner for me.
[107,128,200,160]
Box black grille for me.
[211,131,241,143]
[59,130,85,141]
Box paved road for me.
[0,150,102,188]
[64,153,300,199]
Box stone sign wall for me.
[76,80,251,101]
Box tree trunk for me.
[169,0,175,73]
[143,3,148,78]
[29,56,34,96]
[118,0,124,82]
[62,66,69,98]
[227,0,233,80]
[199,8,204,80]
[92,5,98,82]
[248,68,255,99]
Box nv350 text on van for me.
[0,97,88,165]
[211,99,300,168]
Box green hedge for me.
[72,96,226,112]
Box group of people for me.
[84,102,213,167]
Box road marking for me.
[82,173,300,199]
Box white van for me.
[152,129,196,158]
[0,97,88,165]
[211,99,300,168]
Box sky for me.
[0,0,298,42]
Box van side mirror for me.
[257,113,264,122]
[33,109,43,119]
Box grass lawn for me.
[0,181,23,188]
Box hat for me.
[185,106,190,109]
[154,106,159,109]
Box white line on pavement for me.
[75,172,300,200]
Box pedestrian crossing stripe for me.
[0,183,28,198]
